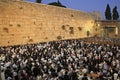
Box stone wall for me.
[0,0,95,47]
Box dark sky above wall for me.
[27,0,120,19]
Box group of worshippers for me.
[0,38,120,80]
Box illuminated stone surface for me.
[0,0,99,46]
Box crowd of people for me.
[0,37,120,80]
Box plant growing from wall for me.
[19,7,23,9]
[9,24,13,27]
[69,27,74,34]
[87,31,90,37]
[17,24,21,27]
[61,25,66,30]
[66,24,69,26]
[28,39,33,42]
[57,36,62,40]
[11,34,14,36]
[3,27,9,33]
[45,37,48,39]
[78,27,82,31]
[71,14,74,17]
[34,22,36,25]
